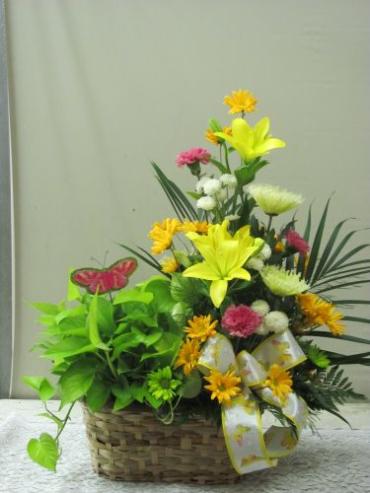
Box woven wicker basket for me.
[82,402,240,484]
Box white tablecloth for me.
[1,400,369,493]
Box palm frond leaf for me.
[304,196,332,282]
[151,162,199,221]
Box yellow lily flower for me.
[215,117,286,162]
[183,220,264,308]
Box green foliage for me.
[27,433,60,471]
[59,360,96,406]
[294,365,365,424]
[151,162,199,221]
[235,159,268,186]
[306,344,330,369]
[26,267,188,470]
[179,371,202,399]
[297,200,370,298]
[86,377,111,412]
[22,376,55,401]
[170,274,207,305]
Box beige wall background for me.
[6,0,370,397]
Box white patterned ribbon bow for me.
[198,329,308,474]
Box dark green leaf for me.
[112,385,134,411]
[342,316,370,324]
[170,274,206,305]
[59,360,96,405]
[305,196,332,281]
[119,243,162,273]
[130,384,146,403]
[86,378,111,412]
[308,331,370,345]
[179,371,202,398]
[44,337,95,359]
[209,157,228,174]
[311,218,353,282]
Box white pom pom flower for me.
[258,243,272,261]
[203,178,222,196]
[246,257,264,272]
[224,214,240,221]
[215,188,227,202]
[251,300,270,317]
[220,174,237,189]
[195,176,210,193]
[196,196,216,211]
[263,311,289,333]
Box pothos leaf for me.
[27,433,59,471]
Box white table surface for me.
[1,400,369,493]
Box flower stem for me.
[223,143,231,173]
[267,214,274,232]
[105,351,118,379]
[55,402,75,440]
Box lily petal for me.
[232,118,252,142]
[228,267,251,281]
[254,117,270,143]
[182,262,220,281]
[257,138,286,154]
[210,279,228,308]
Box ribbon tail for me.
[222,394,277,474]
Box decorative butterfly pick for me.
[70,257,137,294]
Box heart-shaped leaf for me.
[27,433,59,471]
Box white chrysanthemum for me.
[220,174,237,189]
[248,184,303,215]
[251,299,270,317]
[258,243,272,261]
[263,311,289,333]
[260,265,309,296]
[246,257,264,272]
[215,188,227,202]
[224,214,240,221]
[196,196,216,211]
[195,176,210,193]
[203,178,222,196]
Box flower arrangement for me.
[24,89,370,479]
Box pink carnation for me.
[286,229,310,255]
[221,304,262,338]
[176,147,211,167]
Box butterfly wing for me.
[107,257,138,290]
[71,258,137,294]
[71,268,106,294]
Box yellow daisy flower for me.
[298,293,345,336]
[174,338,201,375]
[204,368,241,404]
[148,218,180,255]
[185,314,217,342]
[205,126,232,145]
[178,220,209,234]
[264,364,292,401]
[160,256,179,274]
[274,241,285,253]
[224,89,257,114]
